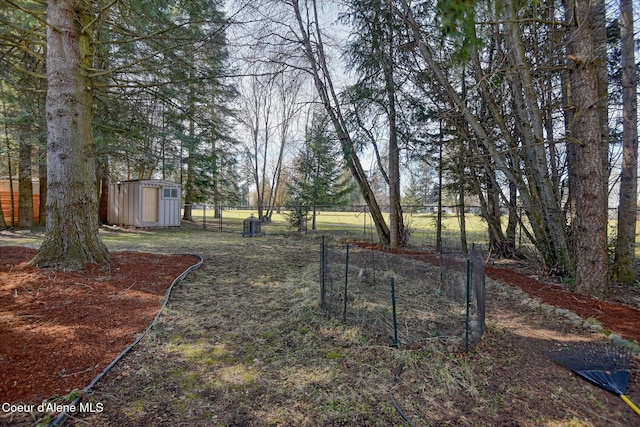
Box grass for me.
[66,231,489,425]
[187,208,492,249]
[5,207,638,257]
[3,227,637,425]
[188,208,640,257]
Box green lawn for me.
[3,207,635,255]
[192,208,639,255]
[190,208,491,249]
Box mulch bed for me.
[0,247,199,404]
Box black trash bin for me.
[242,214,262,237]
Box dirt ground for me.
[0,248,200,404]
[1,232,640,426]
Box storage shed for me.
[108,180,181,227]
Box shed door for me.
[142,187,159,222]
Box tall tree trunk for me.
[182,86,196,222]
[381,0,404,248]
[506,181,518,249]
[400,0,571,272]
[0,197,5,230]
[386,70,403,249]
[259,117,269,222]
[18,138,34,227]
[292,0,390,245]
[97,156,109,224]
[564,0,609,295]
[267,75,298,222]
[436,129,443,253]
[312,205,317,230]
[2,101,16,227]
[504,0,571,272]
[182,148,195,221]
[486,167,507,255]
[0,166,6,227]
[613,0,638,283]
[32,0,110,269]
[211,139,221,219]
[38,139,47,225]
[469,158,500,257]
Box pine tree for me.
[286,111,354,230]
[31,0,110,269]
[613,0,638,283]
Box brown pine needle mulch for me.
[0,247,199,404]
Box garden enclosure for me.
[319,237,486,352]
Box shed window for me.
[163,187,178,199]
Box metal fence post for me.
[343,244,349,323]
[320,236,326,310]
[465,258,472,352]
[391,277,398,348]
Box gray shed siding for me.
[108,180,181,227]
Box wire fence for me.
[319,236,486,352]
[190,203,634,261]
[196,204,512,251]
[199,205,500,249]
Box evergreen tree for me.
[0,0,236,267]
[286,111,354,230]
[342,0,408,247]
[613,0,638,283]
[31,0,110,269]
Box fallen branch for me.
[60,364,99,378]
